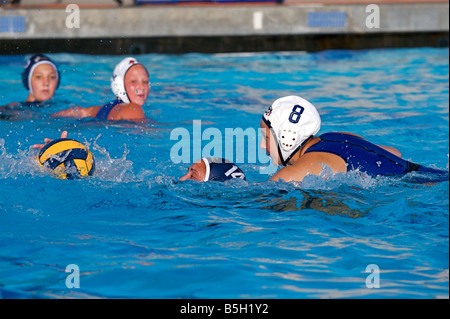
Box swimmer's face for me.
[124,64,150,106]
[260,119,281,165]
[30,64,58,102]
[179,160,207,182]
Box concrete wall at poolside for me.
[0,1,448,54]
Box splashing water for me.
[0,48,448,299]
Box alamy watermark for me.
[170,120,278,175]
[365,264,380,288]
[365,4,380,29]
[65,264,80,288]
[63,4,380,30]
[65,4,80,29]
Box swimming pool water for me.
[0,48,448,299]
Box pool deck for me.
[0,0,448,54]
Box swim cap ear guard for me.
[262,95,321,166]
[202,157,246,182]
[22,54,61,92]
[111,57,147,104]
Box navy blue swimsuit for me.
[304,132,446,178]
[95,99,122,120]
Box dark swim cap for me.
[202,157,246,182]
[22,54,60,91]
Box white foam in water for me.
[0,136,139,183]
[295,165,383,191]
[0,49,448,299]
[0,133,170,186]
[90,134,137,183]
[0,138,43,179]
[1,136,446,190]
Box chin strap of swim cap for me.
[276,122,316,166]
[111,57,140,104]
[202,157,246,182]
[279,135,314,166]
[262,116,312,166]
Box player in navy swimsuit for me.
[94,99,124,121]
[51,57,149,122]
[261,96,448,183]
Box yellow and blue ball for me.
[37,138,95,179]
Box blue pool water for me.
[0,48,448,299]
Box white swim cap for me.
[110,57,143,104]
[262,95,321,166]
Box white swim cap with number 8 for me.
[262,95,321,166]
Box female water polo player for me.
[34,133,245,182]
[1,54,60,107]
[1,54,60,120]
[260,95,448,183]
[23,54,60,103]
[179,157,246,182]
[51,57,149,122]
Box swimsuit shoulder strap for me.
[95,99,122,120]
